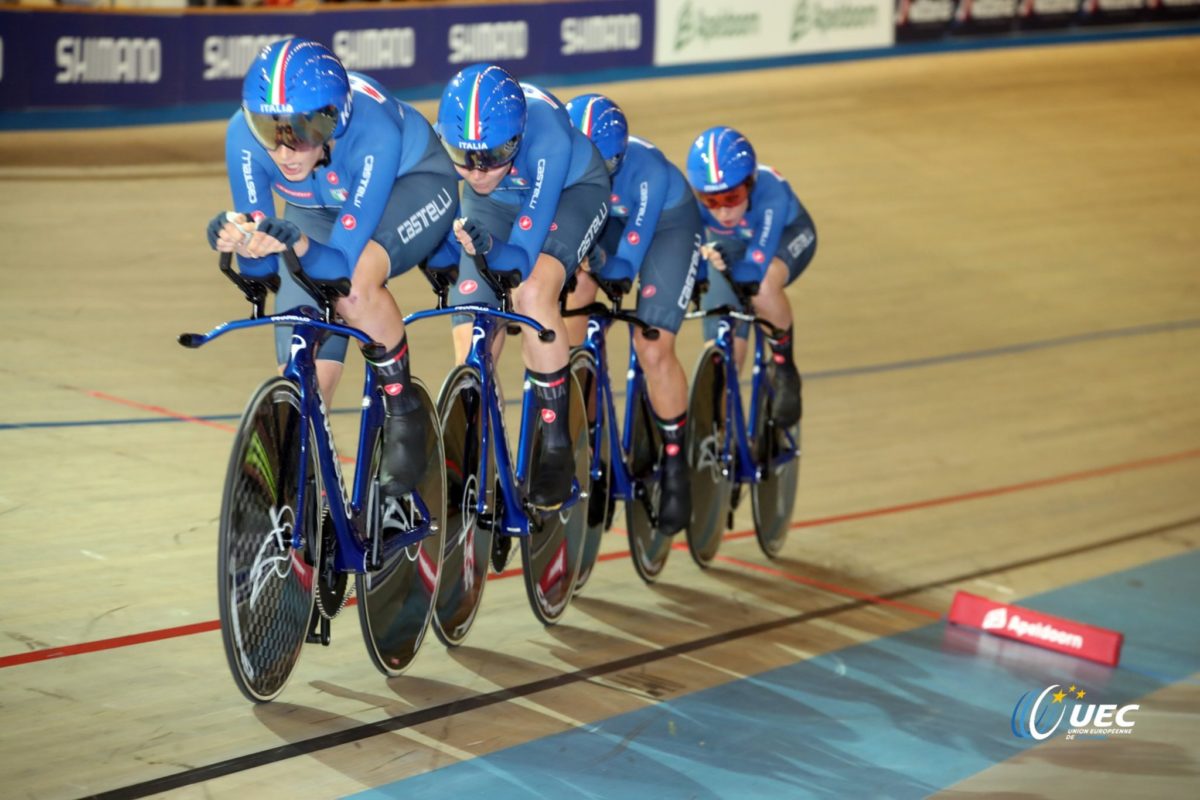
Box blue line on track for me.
[4,317,1198,431]
[347,549,1200,799]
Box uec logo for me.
[1011,684,1138,740]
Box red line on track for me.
[85,390,237,433]
[6,445,1196,670]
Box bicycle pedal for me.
[305,609,332,646]
[491,534,514,573]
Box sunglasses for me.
[696,183,750,209]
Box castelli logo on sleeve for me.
[327,171,340,185]
[751,249,765,263]
[519,215,533,231]
[550,222,558,231]
[459,279,478,295]
[540,409,557,424]
[250,210,267,222]
[641,284,657,298]
[627,231,641,246]
[610,193,620,203]
[341,214,357,230]
[384,383,404,396]
[665,443,681,457]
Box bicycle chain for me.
[313,508,352,620]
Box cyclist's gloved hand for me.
[703,241,734,273]
[256,217,302,248]
[206,211,229,250]
[595,254,636,285]
[730,259,763,298]
[455,217,493,257]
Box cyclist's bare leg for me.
[334,240,406,352]
[749,257,801,425]
[633,328,687,419]
[514,252,575,508]
[749,258,793,331]
[513,253,569,372]
[634,326,690,534]
[333,239,425,494]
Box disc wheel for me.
[217,377,318,703]
[750,370,801,559]
[570,347,608,594]
[357,380,446,676]
[685,346,733,568]
[626,385,673,583]
[432,366,495,647]
[520,372,590,625]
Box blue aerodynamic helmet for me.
[566,93,629,174]
[437,64,527,170]
[686,126,757,193]
[241,38,352,151]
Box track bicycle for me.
[409,263,590,645]
[684,293,802,565]
[563,274,680,585]
[179,249,445,702]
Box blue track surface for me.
[348,549,1200,799]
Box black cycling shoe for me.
[527,444,575,511]
[656,458,691,536]
[769,361,803,428]
[379,407,428,499]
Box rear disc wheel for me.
[357,380,446,675]
[432,366,494,647]
[521,372,590,625]
[626,385,673,583]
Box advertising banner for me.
[0,1,654,114]
[895,0,959,39]
[654,0,894,66]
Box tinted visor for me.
[244,105,339,151]
[441,136,521,171]
[696,181,750,209]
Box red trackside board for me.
[948,591,1123,666]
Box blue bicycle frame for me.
[578,314,648,506]
[403,302,584,540]
[184,306,433,573]
[708,310,769,485]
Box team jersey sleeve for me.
[224,115,275,273]
[733,172,792,282]
[300,130,405,281]
[612,156,669,273]
[486,133,572,279]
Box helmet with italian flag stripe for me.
[686,125,756,194]
[241,38,352,151]
[437,64,527,170]
[565,93,629,174]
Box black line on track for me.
[85,514,1200,799]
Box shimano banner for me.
[0,1,654,114]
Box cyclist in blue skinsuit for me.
[206,38,459,502]
[437,64,610,510]
[686,126,817,427]
[564,93,702,535]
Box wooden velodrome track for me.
[1,35,1198,799]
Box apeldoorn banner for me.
[0,1,654,112]
[653,0,894,66]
